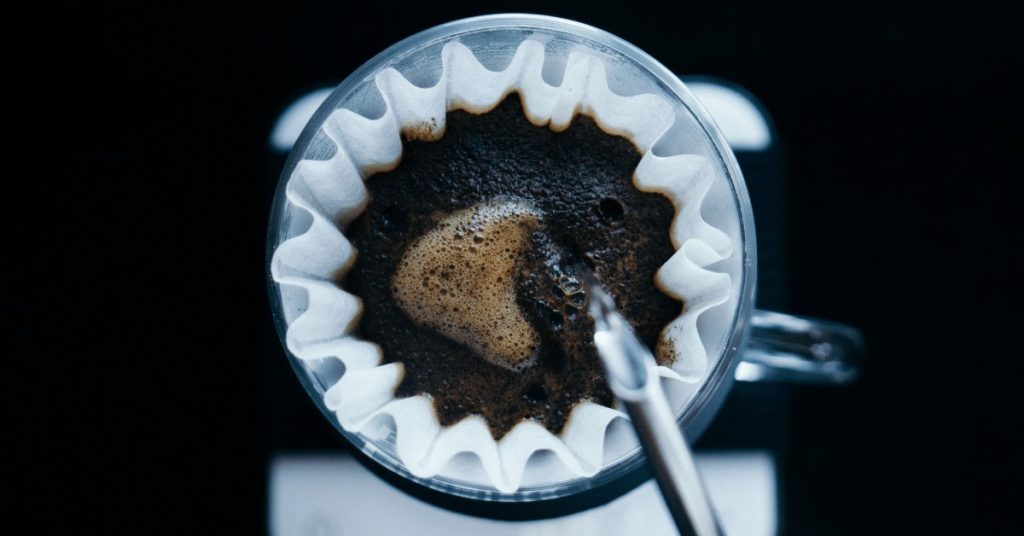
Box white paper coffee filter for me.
[270,38,740,493]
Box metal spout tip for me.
[582,272,651,397]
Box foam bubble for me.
[391,199,543,371]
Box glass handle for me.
[736,309,864,385]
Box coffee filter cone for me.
[270,36,740,493]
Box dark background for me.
[15,1,1019,533]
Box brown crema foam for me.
[391,200,543,372]
[344,94,681,439]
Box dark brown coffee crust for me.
[344,94,681,439]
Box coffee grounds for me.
[344,94,681,439]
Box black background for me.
[15,1,1020,533]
